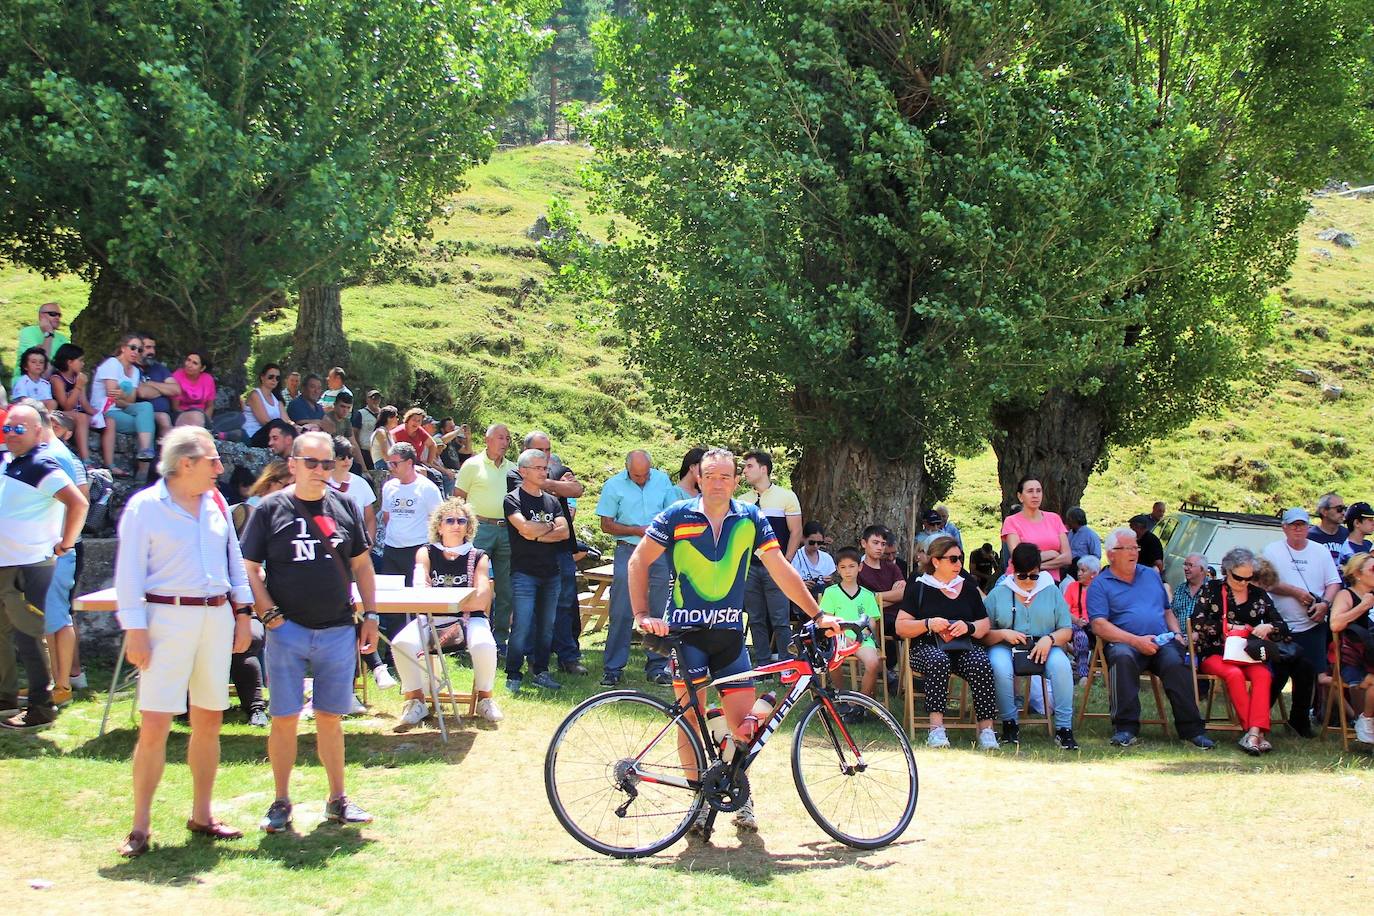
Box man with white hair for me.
[113,426,254,856]
[596,449,675,686]
[1087,527,1212,749]
[1170,553,1208,625]
[455,423,516,648]
[0,401,87,730]
[503,447,569,692]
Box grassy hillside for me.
[4,147,1373,548]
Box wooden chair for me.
[1076,638,1171,736]
[1184,618,1243,733]
[900,637,977,740]
[1321,657,1356,752]
[1014,674,1054,739]
[837,611,890,707]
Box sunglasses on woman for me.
[936,554,963,564]
[806,539,824,546]
[1228,571,1254,582]
[1014,572,1038,581]
[441,516,468,526]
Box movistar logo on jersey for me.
[667,607,744,627]
[672,517,757,605]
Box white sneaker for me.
[249,709,269,727]
[399,697,429,727]
[476,697,504,723]
[1355,714,1374,745]
[372,666,397,690]
[977,727,1000,751]
[731,799,757,832]
[349,694,367,715]
[926,727,951,749]
[70,672,88,690]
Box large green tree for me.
[0,0,551,384]
[989,0,1374,514]
[573,0,1192,542]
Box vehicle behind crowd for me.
[1157,504,1283,588]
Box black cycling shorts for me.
[672,629,753,692]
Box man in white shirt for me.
[1262,507,1342,737]
[0,402,87,730]
[113,426,254,856]
[379,442,442,649]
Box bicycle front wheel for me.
[545,689,706,858]
[791,690,917,849]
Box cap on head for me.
[1345,502,1374,527]
[1281,507,1310,525]
[922,509,943,526]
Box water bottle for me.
[1153,632,1176,647]
[705,707,735,761]
[742,691,777,737]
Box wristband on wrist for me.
[260,606,283,625]
[363,612,380,622]
[234,606,253,617]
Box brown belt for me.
[476,516,507,526]
[145,593,229,607]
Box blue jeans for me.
[507,570,559,679]
[109,401,155,434]
[988,643,1075,729]
[551,551,581,665]
[604,542,671,678]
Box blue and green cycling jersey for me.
[645,497,780,631]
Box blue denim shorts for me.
[43,549,76,634]
[265,620,357,716]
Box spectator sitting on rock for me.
[13,348,57,410]
[49,343,102,465]
[286,373,327,430]
[320,367,350,411]
[264,419,297,460]
[12,302,68,387]
[242,363,284,447]
[91,333,157,479]
[171,350,216,419]
[369,406,399,467]
[325,389,354,441]
[135,334,182,440]
[281,370,300,405]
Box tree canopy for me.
[0,0,552,372]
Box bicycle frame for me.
[628,622,868,793]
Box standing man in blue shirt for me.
[596,449,675,686]
[1087,527,1212,749]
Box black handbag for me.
[1009,599,1046,676]
[917,581,976,653]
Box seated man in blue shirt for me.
[286,373,327,429]
[1087,528,1213,749]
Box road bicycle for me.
[544,617,918,858]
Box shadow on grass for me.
[661,832,908,884]
[0,733,63,760]
[97,822,375,885]
[69,727,476,768]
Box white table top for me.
[73,585,474,614]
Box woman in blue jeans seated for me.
[983,542,1079,750]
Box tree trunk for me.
[72,269,252,392]
[990,388,1110,518]
[292,283,350,375]
[793,440,928,554]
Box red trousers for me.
[1199,655,1273,731]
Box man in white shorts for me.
[114,427,254,857]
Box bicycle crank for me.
[699,762,750,813]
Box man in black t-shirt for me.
[505,430,588,675]
[241,431,380,833]
[503,447,570,692]
[1129,515,1165,574]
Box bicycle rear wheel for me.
[545,689,707,858]
[791,690,917,849]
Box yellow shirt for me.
[455,452,516,517]
[738,483,802,555]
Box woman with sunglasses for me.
[984,542,1078,749]
[241,363,284,447]
[894,536,1000,749]
[1189,547,1289,755]
[392,498,502,727]
[92,333,157,477]
[790,520,836,596]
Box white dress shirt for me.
[115,480,253,628]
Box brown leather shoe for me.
[187,817,244,840]
[118,830,151,858]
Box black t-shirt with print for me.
[240,488,370,629]
[503,486,564,577]
[507,458,576,554]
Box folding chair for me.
[1075,639,1171,736]
[1321,657,1357,752]
[1184,618,1243,733]
[1014,674,1054,739]
[900,637,976,740]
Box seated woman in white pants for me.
[393,498,502,726]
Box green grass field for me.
[1,632,1371,915]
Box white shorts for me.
[138,602,235,713]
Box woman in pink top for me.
[1000,476,1071,582]
[171,351,217,417]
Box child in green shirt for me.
[820,547,883,699]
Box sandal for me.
[118,829,151,858]
[187,817,243,840]
[1258,735,1273,753]
[1238,734,1262,757]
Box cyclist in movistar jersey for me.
[630,448,840,832]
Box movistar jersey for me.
[645,497,780,630]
